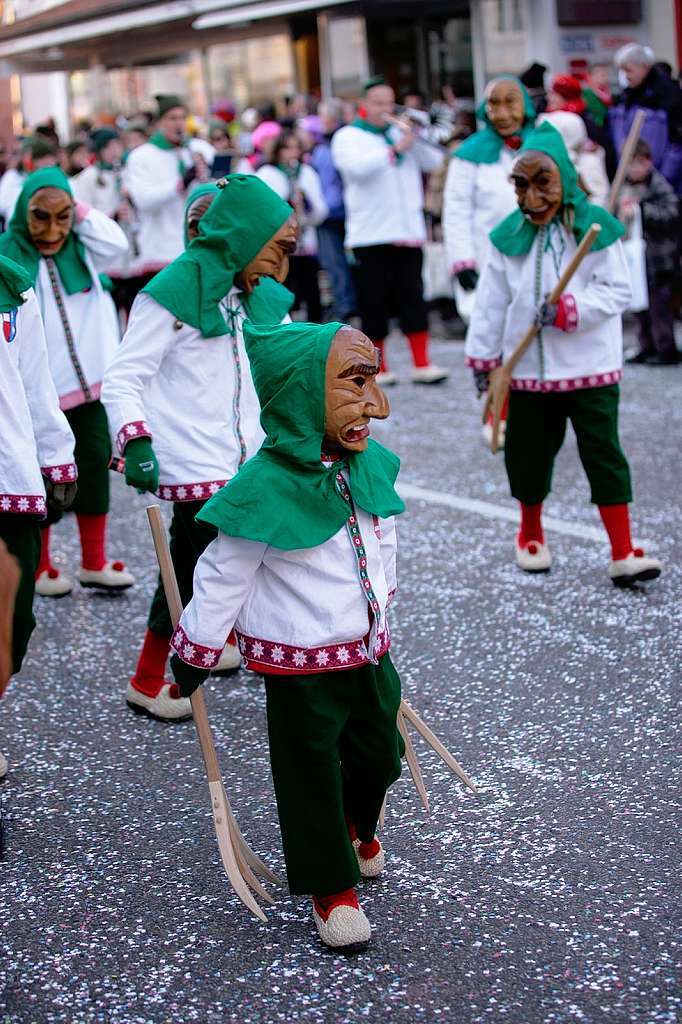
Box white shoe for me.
[515,538,552,573]
[609,549,662,587]
[353,837,385,878]
[126,681,193,722]
[411,364,449,384]
[482,418,506,449]
[376,371,397,386]
[35,569,72,597]
[212,641,242,676]
[0,751,7,779]
[78,561,135,592]
[312,891,371,952]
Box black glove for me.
[473,369,489,396]
[44,477,78,512]
[170,653,210,698]
[534,299,558,328]
[456,268,479,292]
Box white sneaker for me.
[515,538,552,573]
[312,890,371,952]
[411,364,449,384]
[0,751,7,779]
[376,370,397,386]
[35,569,72,597]
[353,837,385,878]
[78,561,135,592]
[212,641,242,676]
[609,549,662,587]
[126,681,193,722]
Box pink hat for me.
[251,121,282,151]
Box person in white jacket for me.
[0,167,132,597]
[331,78,448,385]
[168,319,405,953]
[257,129,328,321]
[102,175,298,722]
[0,256,77,689]
[537,110,609,206]
[465,123,661,587]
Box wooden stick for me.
[607,109,646,215]
[484,222,602,453]
[400,700,479,794]
[397,708,430,812]
[146,504,274,922]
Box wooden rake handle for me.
[145,504,271,922]
[486,222,602,453]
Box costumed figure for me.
[168,320,405,952]
[0,255,77,772]
[0,168,132,597]
[465,122,662,587]
[332,77,448,386]
[102,175,297,722]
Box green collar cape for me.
[0,167,93,294]
[197,320,405,550]
[489,121,624,256]
[0,253,32,313]
[454,76,536,164]
[144,174,295,337]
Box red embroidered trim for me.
[41,464,77,483]
[170,623,222,669]
[465,355,503,371]
[237,629,390,675]
[511,370,623,393]
[452,259,477,274]
[116,420,152,454]
[158,480,227,502]
[0,493,46,515]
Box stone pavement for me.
[1,334,680,1023]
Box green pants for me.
[148,501,217,638]
[504,385,633,506]
[264,653,404,897]
[46,400,111,526]
[0,515,41,675]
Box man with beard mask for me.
[465,122,662,588]
[102,175,297,722]
[167,320,405,952]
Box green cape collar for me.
[489,121,624,256]
[454,76,536,164]
[197,320,405,550]
[0,254,32,313]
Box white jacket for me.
[72,165,120,218]
[465,230,631,390]
[442,151,518,275]
[0,289,76,516]
[172,484,397,675]
[0,169,25,225]
[256,163,328,254]
[123,141,193,274]
[331,124,442,248]
[34,205,127,408]
[102,289,279,501]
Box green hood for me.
[490,121,624,256]
[144,173,294,337]
[197,321,405,550]
[0,253,32,313]
[183,182,220,247]
[0,167,93,294]
[454,76,536,164]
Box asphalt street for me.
[1,328,680,1024]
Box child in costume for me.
[102,175,297,723]
[0,254,77,774]
[168,320,405,952]
[466,122,662,587]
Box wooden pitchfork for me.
[146,504,280,922]
[484,222,602,454]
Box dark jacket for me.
[609,67,682,193]
[627,169,680,279]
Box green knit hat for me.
[156,94,186,118]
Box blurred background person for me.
[538,110,609,206]
[0,136,58,226]
[63,140,90,178]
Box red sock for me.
[373,339,388,372]
[313,887,359,921]
[132,628,170,696]
[36,527,55,577]
[358,837,381,859]
[406,330,429,368]
[76,513,107,571]
[598,503,633,560]
[518,502,544,548]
